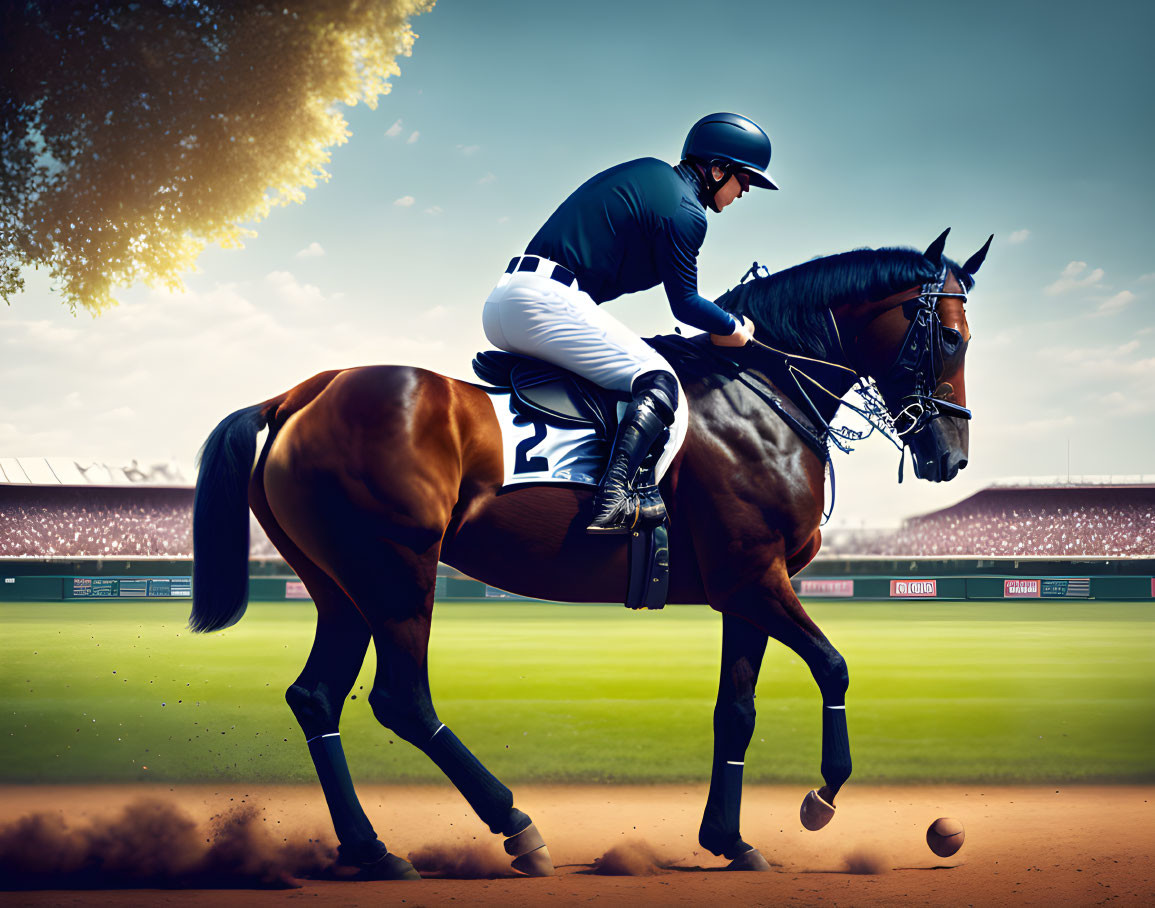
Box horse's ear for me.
[923,228,950,268]
[962,234,994,276]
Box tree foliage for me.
[0,0,433,313]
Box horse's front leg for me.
[699,612,773,869]
[707,557,852,833]
[800,629,852,830]
[762,563,851,829]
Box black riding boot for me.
[586,391,673,534]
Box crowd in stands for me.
[0,488,276,558]
[1,485,1152,559]
[825,487,1155,557]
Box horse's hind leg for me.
[283,581,419,879]
[349,546,554,877]
[251,488,418,878]
[699,613,773,870]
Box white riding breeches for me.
[483,258,672,391]
[482,256,689,470]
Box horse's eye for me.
[939,327,963,355]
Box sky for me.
[3,0,1153,528]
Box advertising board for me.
[67,577,190,598]
[1004,579,1041,598]
[890,579,937,598]
[1041,578,1090,598]
[800,579,855,598]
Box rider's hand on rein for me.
[711,315,755,347]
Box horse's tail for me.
[189,401,273,633]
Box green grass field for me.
[1,600,1152,785]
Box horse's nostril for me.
[958,458,968,470]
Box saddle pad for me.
[484,390,687,489]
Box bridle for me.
[724,256,978,515]
[734,262,972,450]
[859,268,973,437]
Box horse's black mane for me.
[717,247,972,359]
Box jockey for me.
[483,112,778,533]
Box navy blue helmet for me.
[682,112,778,190]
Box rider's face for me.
[712,167,746,210]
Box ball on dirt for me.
[926,817,965,857]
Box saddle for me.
[472,350,625,436]
[472,349,670,611]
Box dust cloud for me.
[0,798,332,890]
[408,841,516,879]
[842,845,891,875]
[592,839,674,875]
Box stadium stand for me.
[2,468,1152,561]
[0,486,278,559]
[0,486,193,557]
[830,485,1155,558]
[0,457,285,558]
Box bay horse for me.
[190,228,990,878]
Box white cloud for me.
[478,172,496,185]
[1096,290,1135,315]
[1019,414,1077,433]
[1044,261,1104,295]
[1117,340,1140,354]
[294,241,325,259]
[0,272,452,462]
[1007,229,1030,245]
[497,216,510,224]
[406,130,420,144]
[1,319,82,348]
[0,420,73,454]
[393,195,415,207]
[1041,343,1155,380]
[385,119,403,138]
[1100,389,1155,416]
[457,144,480,156]
[264,271,325,309]
[1138,272,1155,282]
[424,205,443,215]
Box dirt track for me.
[1,783,1151,906]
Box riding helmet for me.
[682,112,778,190]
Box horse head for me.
[841,230,992,483]
[718,232,992,483]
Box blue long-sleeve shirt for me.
[525,158,739,336]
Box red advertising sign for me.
[285,580,310,600]
[1151,577,1155,599]
[800,579,855,598]
[890,579,937,598]
[1004,579,1041,598]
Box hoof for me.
[504,821,555,877]
[726,847,772,871]
[800,789,836,831]
[334,850,422,881]
[512,845,555,876]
